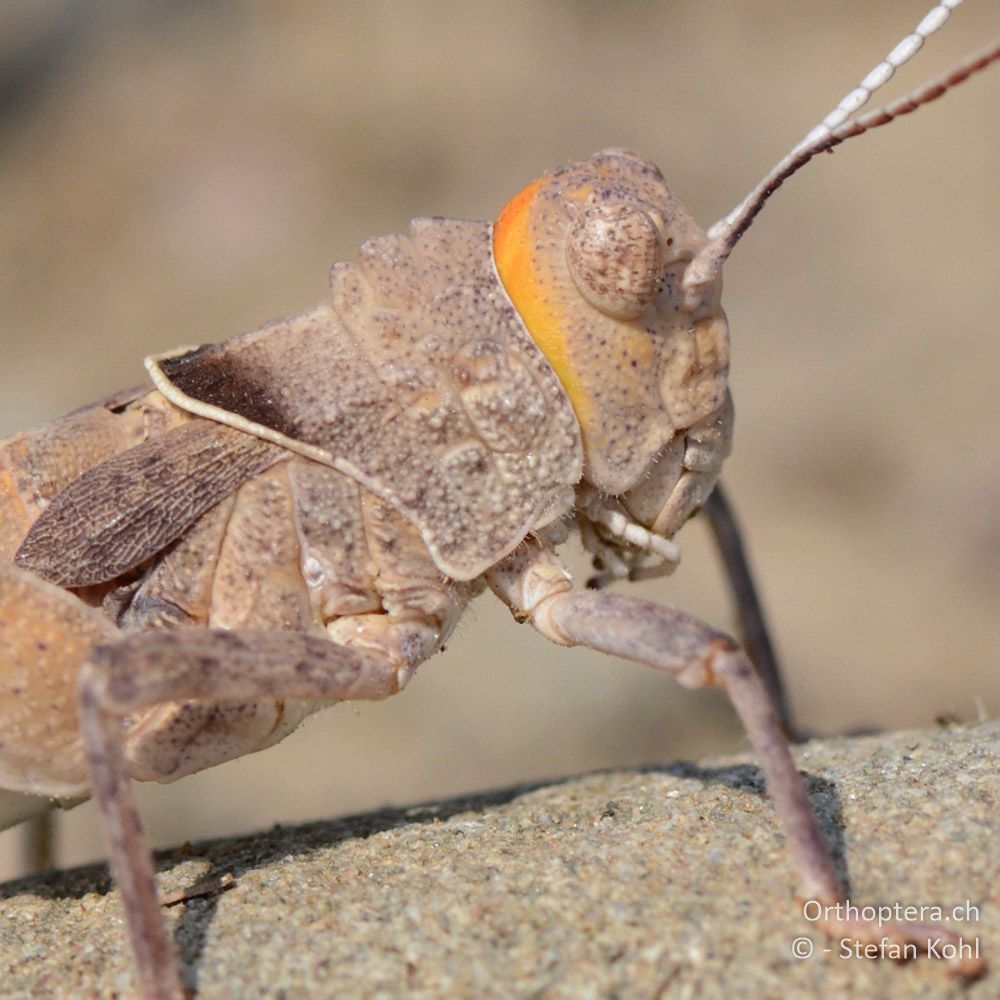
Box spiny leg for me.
[78,627,414,1000]
[487,542,983,977]
[701,482,796,740]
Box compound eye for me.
[566,203,663,320]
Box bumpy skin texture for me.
[3,210,593,807]
[0,149,735,817]
[1,192,596,811]
[146,151,734,588]
[148,217,584,581]
[2,401,474,802]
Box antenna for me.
[682,1,1000,307]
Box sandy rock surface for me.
[1,723,995,999]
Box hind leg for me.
[78,614,442,1000]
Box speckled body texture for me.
[0,391,477,806]
[494,151,730,497]
[0,151,739,831]
[0,212,594,821]
[0,152,761,998]
[150,216,584,580]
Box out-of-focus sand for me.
[0,1,997,879]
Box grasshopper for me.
[1,3,997,996]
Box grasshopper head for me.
[493,149,732,548]
[492,30,1000,567]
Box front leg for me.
[78,625,424,1000]
[580,481,794,739]
[486,541,984,977]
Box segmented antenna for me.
[682,0,1000,306]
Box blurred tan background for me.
[0,1,997,880]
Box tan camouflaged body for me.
[0,151,732,822]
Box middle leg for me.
[78,611,445,1000]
